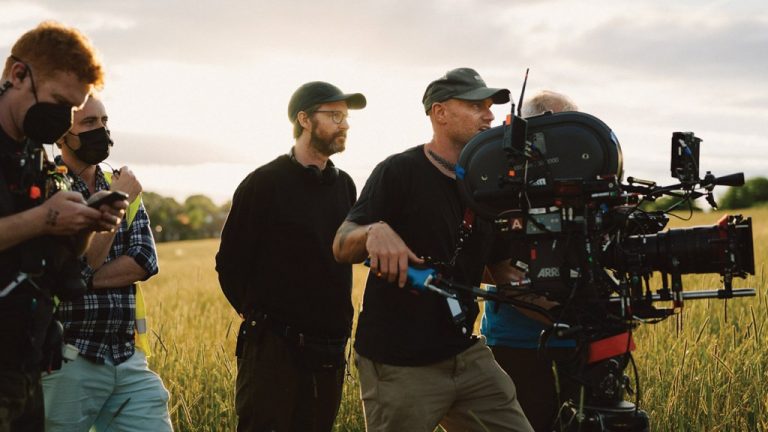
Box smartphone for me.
[87,191,129,208]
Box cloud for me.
[109,131,243,165]
[4,0,767,202]
[562,16,768,81]
[6,0,529,69]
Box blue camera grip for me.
[363,259,436,291]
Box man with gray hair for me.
[521,90,578,118]
[482,89,580,431]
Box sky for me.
[2,0,767,205]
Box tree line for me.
[142,192,230,242]
[142,177,768,242]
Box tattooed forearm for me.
[335,221,357,253]
[45,209,59,226]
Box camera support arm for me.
[366,259,755,324]
[363,259,556,321]
[626,172,745,202]
[609,287,755,304]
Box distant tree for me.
[142,192,230,242]
[183,195,224,239]
[719,177,768,209]
[142,192,184,242]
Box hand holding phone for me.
[87,191,129,209]
[86,191,128,233]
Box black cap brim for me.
[323,93,367,110]
[454,87,510,104]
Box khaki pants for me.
[356,337,533,432]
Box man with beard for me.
[42,95,171,432]
[216,81,366,432]
[0,22,126,432]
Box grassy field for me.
[142,209,767,431]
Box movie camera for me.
[401,94,755,430]
[457,110,754,307]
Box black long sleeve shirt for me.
[216,154,356,338]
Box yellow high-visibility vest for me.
[104,172,152,357]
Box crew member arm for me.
[216,172,267,313]
[83,202,158,289]
[84,166,145,271]
[487,259,559,325]
[333,154,425,287]
[333,219,422,287]
[0,190,124,253]
[332,220,369,263]
[0,206,59,252]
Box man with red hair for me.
[0,22,124,432]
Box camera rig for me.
[396,106,755,431]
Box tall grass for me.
[143,209,767,431]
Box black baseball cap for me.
[288,81,367,121]
[422,68,510,114]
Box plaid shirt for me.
[54,156,159,364]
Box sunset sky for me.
[2,0,766,204]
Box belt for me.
[246,312,347,347]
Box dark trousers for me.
[0,370,44,432]
[235,328,345,432]
[490,346,579,432]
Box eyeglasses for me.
[314,110,349,124]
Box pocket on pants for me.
[354,352,379,402]
[297,338,347,371]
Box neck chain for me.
[427,148,456,172]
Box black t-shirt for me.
[216,154,356,338]
[0,126,54,370]
[348,145,505,366]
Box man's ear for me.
[297,111,312,130]
[431,102,448,124]
[9,62,28,87]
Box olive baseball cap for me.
[422,68,510,114]
[288,81,367,121]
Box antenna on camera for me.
[517,68,529,117]
[502,69,531,159]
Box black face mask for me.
[11,56,75,144]
[71,127,113,165]
[23,102,74,144]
